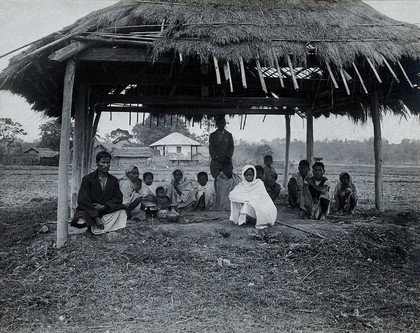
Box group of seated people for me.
[70,151,358,235]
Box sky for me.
[0,0,419,144]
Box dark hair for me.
[143,172,154,180]
[263,155,273,162]
[255,165,264,174]
[312,161,325,170]
[96,151,111,163]
[197,171,208,180]
[299,159,310,168]
[156,186,165,193]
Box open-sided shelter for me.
[1,0,419,247]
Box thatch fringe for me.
[0,0,419,119]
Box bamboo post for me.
[397,61,414,88]
[283,114,291,188]
[85,101,95,174]
[286,55,299,91]
[352,62,368,94]
[213,56,221,84]
[223,62,233,92]
[325,63,339,89]
[57,59,76,249]
[89,110,101,170]
[239,57,247,89]
[366,58,382,83]
[381,56,400,83]
[256,59,268,94]
[339,67,351,95]
[273,56,285,88]
[306,109,314,165]
[370,88,384,212]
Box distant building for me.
[112,147,155,167]
[23,147,59,165]
[149,133,201,161]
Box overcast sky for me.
[0,0,419,143]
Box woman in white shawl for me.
[229,165,277,229]
[167,169,197,209]
[119,165,143,218]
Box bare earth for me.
[0,165,419,333]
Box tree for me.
[38,118,74,150]
[132,115,191,146]
[0,118,27,152]
[109,128,133,144]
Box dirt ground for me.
[0,165,419,333]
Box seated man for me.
[288,159,311,209]
[167,169,197,210]
[213,163,241,211]
[194,171,215,211]
[262,155,281,202]
[301,162,331,220]
[71,151,127,234]
[334,172,358,214]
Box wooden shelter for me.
[0,0,419,247]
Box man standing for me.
[71,151,127,235]
[209,115,234,179]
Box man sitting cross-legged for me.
[70,151,127,235]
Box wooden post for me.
[71,84,86,216]
[283,114,291,188]
[89,111,101,170]
[57,59,76,248]
[306,109,314,165]
[84,102,94,175]
[371,88,384,212]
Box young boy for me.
[301,162,331,220]
[262,155,281,202]
[255,165,265,180]
[334,172,358,214]
[139,172,158,217]
[155,186,171,218]
[288,159,311,209]
[195,171,215,210]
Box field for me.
[0,164,419,333]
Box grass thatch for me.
[0,0,419,120]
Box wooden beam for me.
[306,109,314,165]
[366,58,382,83]
[397,61,414,88]
[286,55,299,91]
[57,59,76,249]
[78,47,172,63]
[371,87,384,212]
[325,63,339,89]
[381,56,400,83]
[49,42,89,62]
[239,57,247,89]
[283,114,291,188]
[352,62,368,94]
[71,84,86,216]
[223,62,234,92]
[90,111,102,170]
[97,105,297,116]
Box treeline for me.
[233,138,420,166]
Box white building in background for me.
[149,132,201,160]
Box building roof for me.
[149,132,202,147]
[24,147,59,158]
[113,147,154,158]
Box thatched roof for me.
[0,0,419,120]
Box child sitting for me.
[301,162,331,220]
[334,172,358,214]
[194,171,215,210]
[262,155,281,202]
[288,159,311,209]
[155,186,171,218]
